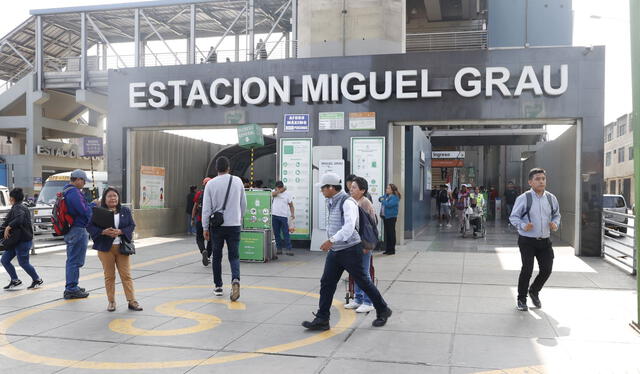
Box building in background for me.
[604,113,634,207]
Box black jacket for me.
[1,203,34,248]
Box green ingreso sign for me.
[237,124,264,149]
[243,190,272,229]
[239,231,265,261]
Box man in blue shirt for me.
[63,170,95,299]
[509,168,561,311]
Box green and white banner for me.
[279,138,312,239]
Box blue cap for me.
[70,169,89,181]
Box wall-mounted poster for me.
[351,137,385,235]
[140,166,165,209]
[348,112,376,130]
[319,112,345,130]
[279,138,312,239]
[317,159,345,230]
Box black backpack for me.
[438,190,449,204]
[357,206,379,251]
[520,191,557,221]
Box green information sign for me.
[237,124,264,149]
[243,189,272,229]
[239,231,265,261]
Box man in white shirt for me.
[271,181,295,256]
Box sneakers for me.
[27,279,43,290]
[344,301,361,309]
[372,307,392,327]
[302,316,330,331]
[3,279,22,290]
[201,250,210,266]
[230,279,240,302]
[63,289,90,299]
[516,299,528,311]
[213,287,223,296]
[356,304,375,313]
[382,250,395,255]
[128,300,143,311]
[529,289,542,309]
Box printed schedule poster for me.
[319,112,345,130]
[280,138,312,239]
[351,137,385,235]
[140,166,165,209]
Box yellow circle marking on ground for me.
[109,298,245,336]
[0,285,356,370]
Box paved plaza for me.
[0,222,638,374]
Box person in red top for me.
[192,177,213,266]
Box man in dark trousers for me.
[186,185,197,235]
[302,173,392,330]
[509,168,561,311]
[192,178,212,266]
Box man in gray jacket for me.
[302,173,392,330]
[203,157,247,301]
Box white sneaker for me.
[356,304,375,313]
[213,287,223,296]
[344,301,361,309]
[446,224,452,228]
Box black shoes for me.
[302,316,330,331]
[3,279,22,290]
[27,279,43,290]
[529,289,542,309]
[63,289,90,299]
[201,250,210,266]
[383,250,395,255]
[516,299,528,311]
[372,307,393,327]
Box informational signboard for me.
[319,112,345,130]
[239,231,265,261]
[243,189,272,229]
[284,114,310,132]
[237,124,264,148]
[432,159,464,167]
[279,138,312,239]
[140,166,165,209]
[432,151,465,159]
[351,137,385,234]
[317,159,345,230]
[348,112,376,130]
[80,137,104,157]
[225,109,246,124]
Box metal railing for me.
[406,30,487,52]
[601,208,636,275]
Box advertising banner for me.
[284,114,310,132]
[140,166,165,209]
[317,160,345,230]
[239,231,265,261]
[348,112,376,130]
[351,137,385,235]
[243,189,272,230]
[319,112,345,130]
[279,138,312,239]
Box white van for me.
[603,194,629,235]
[0,185,10,223]
[33,171,108,234]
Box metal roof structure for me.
[0,0,293,87]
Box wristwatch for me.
[329,237,336,244]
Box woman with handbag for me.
[87,187,142,312]
[1,188,42,290]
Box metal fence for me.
[406,30,487,52]
[601,208,636,275]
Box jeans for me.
[272,215,292,250]
[1,241,39,281]
[316,243,387,320]
[383,217,397,251]
[196,220,212,257]
[354,250,372,305]
[64,226,89,292]
[211,225,241,288]
[187,214,196,234]
[517,236,554,301]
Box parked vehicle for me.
[0,185,10,223]
[603,194,628,235]
[32,171,108,235]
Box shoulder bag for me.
[119,235,136,255]
[209,175,234,230]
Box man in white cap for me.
[302,172,392,330]
[62,169,94,299]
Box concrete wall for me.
[523,126,577,246]
[404,126,431,237]
[298,0,405,57]
[130,130,224,238]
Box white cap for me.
[320,172,341,186]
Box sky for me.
[0,0,632,144]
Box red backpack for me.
[52,186,75,236]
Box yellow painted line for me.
[0,285,356,370]
[0,250,199,302]
[109,298,245,336]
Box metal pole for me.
[35,16,43,91]
[134,8,141,67]
[248,0,255,60]
[235,34,240,62]
[189,4,196,64]
[630,0,640,333]
[80,12,87,90]
[292,0,297,58]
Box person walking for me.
[186,185,197,235]
[379,184,400,255]
[192,178,213,266]
[63,169,94,300]
[1,188,42,290]
[455,185,470,233]
[87,187,142,312]
[271,181,295,256]
[345,176,377,313]
[202,157,246,301]
[302,173,392,331]
[437,185,452,227]
[509,168,561,311]
[504,183,519,224]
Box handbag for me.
[0,228,21,251]
[209,175,234,230]
[119,235,136,255]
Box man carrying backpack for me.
[302,173,392,331]
[62,170,95,299]
[192,178,212,266]
[437,185,452,227]
[509,168,561,312]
